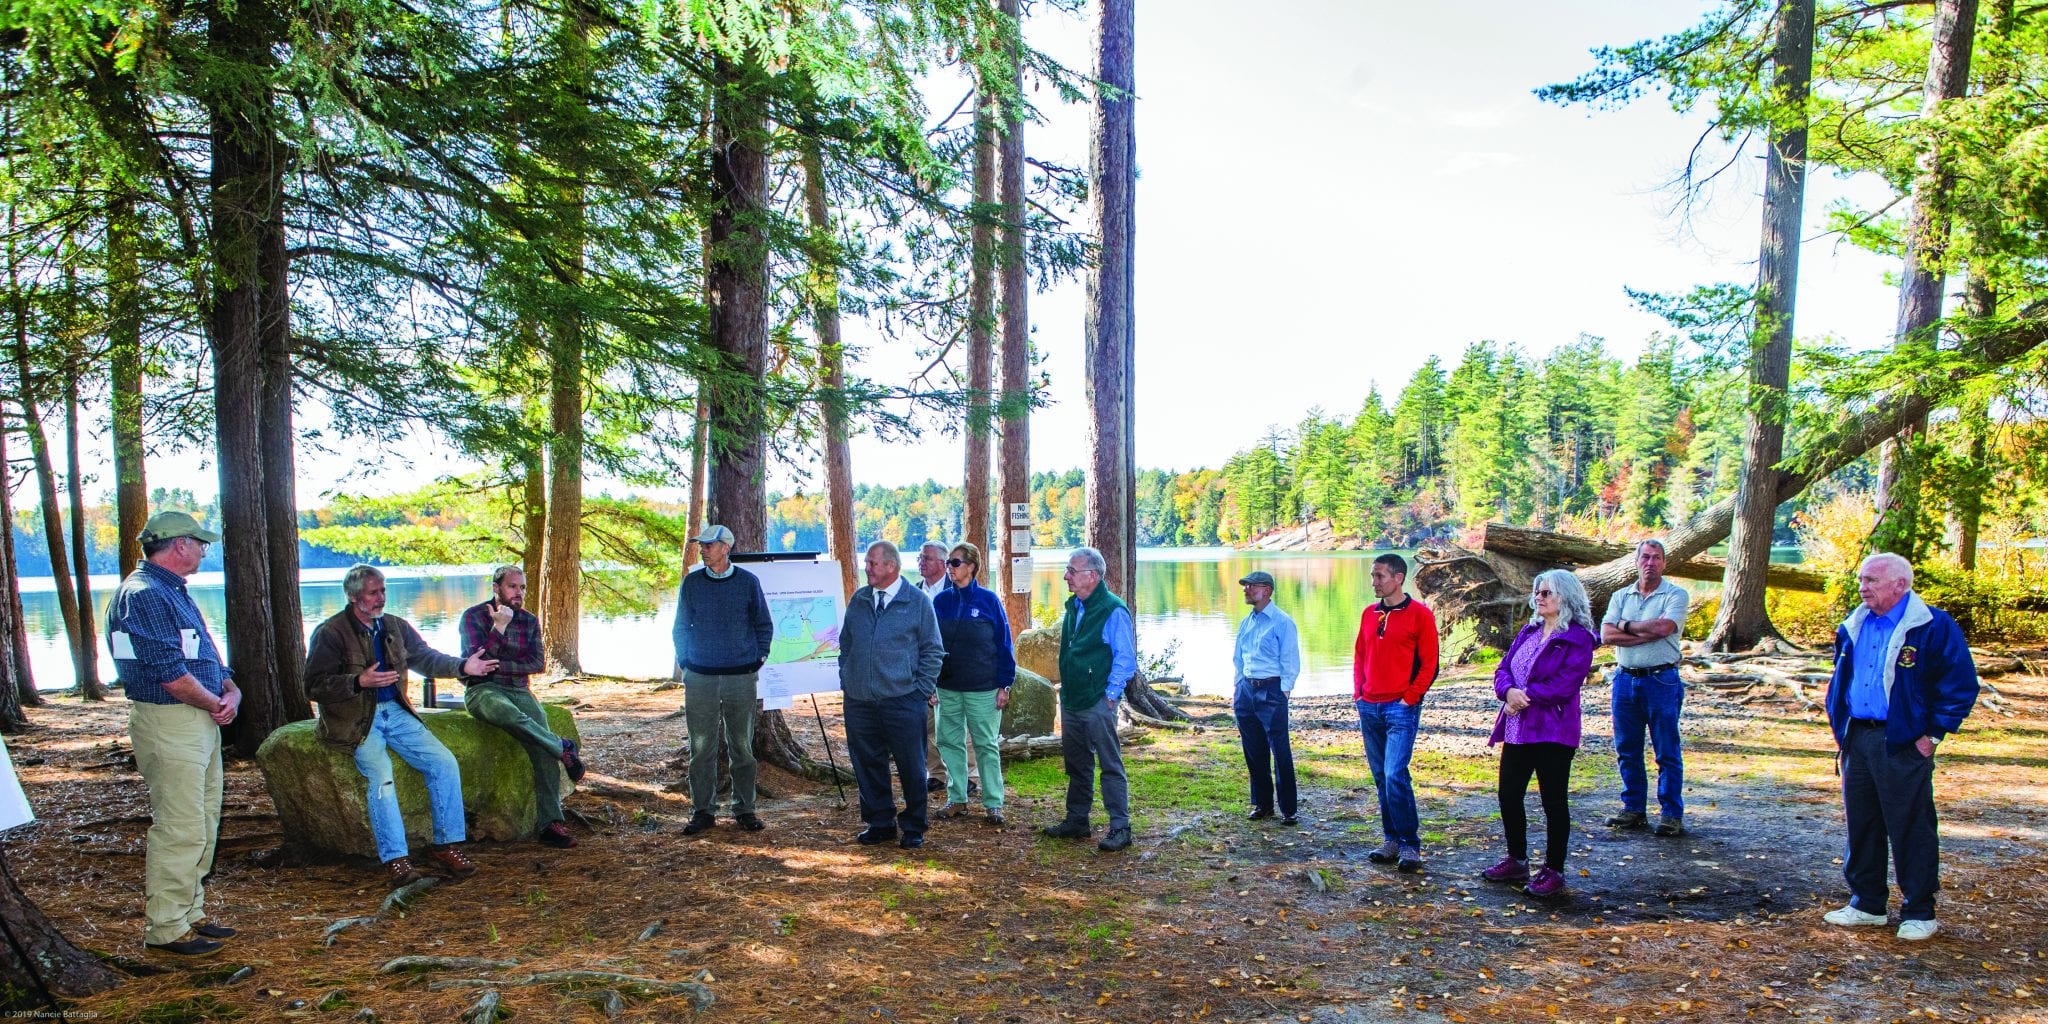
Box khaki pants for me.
[129,701,223,944]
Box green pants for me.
[936,688,1004,809]
[129,701,223,945]
[464,684,565,826]
[683,670,759,817]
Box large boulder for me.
[1015,626,1061,684]
[998,668,1057,738]
[255,705,581,860]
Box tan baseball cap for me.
[139,510,220,544]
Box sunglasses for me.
[1374,608,1391,638]
[1532,589,1557,598]
[946,558,971,568]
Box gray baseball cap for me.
[1238,570,1276,588]
[695,524,735,546]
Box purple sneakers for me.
[1524,866,1567,898]
[1481,855,1530,886]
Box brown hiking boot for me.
[426,845,478,879]
[386,857,424,888]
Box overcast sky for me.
[128,1,1903,505]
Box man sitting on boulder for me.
[306,564,497,887]
[459,565,585,849]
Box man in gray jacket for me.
[839,540,947,848]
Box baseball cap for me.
[139,511,220,545]
[1238,570,1276,588]
[695,524,735,546]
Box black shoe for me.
[925,776,946,793]
[191,921,238,940]
[683,814,716,836]
[1396,846,1424,873]
[146,932,224,957]
[1606,810,1649,830]
[1280,815,1299,826]
[735,813,766,832]
[1041,819,1092,840]
[560,738,587,783]
[1247,808,1275,821]
[899,833,925,849]
[538,822,577,848]
[1654,816,1686,837]
[1097,827,1134,852]
[856,827,899,845]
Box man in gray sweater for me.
[671,525,775,835]
[839,540,947,848]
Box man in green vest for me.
[1042,546,1135,852]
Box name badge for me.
[181,629,201,659]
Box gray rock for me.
[999,668,1057,738]
[1014,626,1061,684]
[256,705,581,859]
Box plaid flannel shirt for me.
[458,601,545,687]
[106,561,230,704]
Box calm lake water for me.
[14,547,1718,699]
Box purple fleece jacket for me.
[1489,621,1597,748]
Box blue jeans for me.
[353,702,467,864]
[1234,679,1296,816]
[1355,698,1422,849]
[1611,666,1685,820]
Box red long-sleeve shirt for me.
[1353,596,1440,704]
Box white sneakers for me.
[1823,905,1939,940]
[1823,905,1888,927]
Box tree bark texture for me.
[0,844,121,1005]
[1083,0,1138,608]
[207,0,284,756]
[61,350,104,700]
[704,54,770,550]
[0,432,26,728]
[0,430,36,704]
[963,81,998,557]
[540,14,590,675]
[108,193,147,578]
[686,396,709,571]
[995,0,1033,637]
[259,204,308,720]
[800,144,858,601]
[1876,0,1979,532]
[522,448,546,597]
[10,335,89,697]
[1708,0,1814,653]
[1953,271,1996,571]
[1480,524,1823,591]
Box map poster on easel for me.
[0,737,35,832]
[748,558,846,710]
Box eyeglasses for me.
[1532,589,1556,598]
[946,559,970,568]
[1063,567,1099,576]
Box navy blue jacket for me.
[1825,593,1978,754]
[932,579,1016,692]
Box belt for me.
[1618,663,1680,675]
[1244,676,1280,685]
[1849,718,1887,729]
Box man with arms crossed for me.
[1352,553,1438,873]
[1822,553,1977,942]
[459,565,585,849]
[671,525,774,835]
[108,511,241,956]
[1602,539,1692,836]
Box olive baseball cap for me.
[695,524,735,546]
[1238,570,1276,588]
[139,511,220,545]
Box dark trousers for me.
[1842,720,1941,920]
[1233,679,1296,816]
[844,693,929,836]
[1060,697,1130,830]
[1499,742,1574,871]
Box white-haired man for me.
[839,541,947,848]
[1822,552,1978,942]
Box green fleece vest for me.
[1057,587,1128,712]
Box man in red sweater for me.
[1352,553,1440,873]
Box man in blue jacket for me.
[672,525,775,835]
[1822,552,1977,942]
[839,541,947,849]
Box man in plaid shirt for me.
[107,511,241,957]
[458,566,584,848]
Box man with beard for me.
[459,565,585,849]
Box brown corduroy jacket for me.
[303,608,466,749]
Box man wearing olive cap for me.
[1232,570,1302,824]
[670,524,774,834]
[107,511,241,956]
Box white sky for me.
[90,0,1904,507]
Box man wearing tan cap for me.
[670,525,774,835]
[107,511,240,956]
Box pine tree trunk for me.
[705,53,769,550]
[108,194,148,579]
[995,0,1032,636]
[10,336,89,696]
[963,77,998,557]
[686,397,709,572]
[1874,0,1978,555]
[0,430,35,705]
[1707,0,1813,653]
[0,456,27,729]
[1083,0,1138,607]
[0,844,121,1006]
[799,144,858,600]
[207,0,283,757]
[61,353,104,700]
[522,448,546,595]
[1953,271,1995,571]
[260,213,309,721]
[540,13,590,676]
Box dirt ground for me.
[11,651,2048,1024]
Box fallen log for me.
[1480,524,1826,592]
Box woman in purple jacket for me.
[1482,569,1598,898]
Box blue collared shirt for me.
[1849,597,1907,719]
[106,561,230,704]
[1234,603,1301,693]
[1102,606,1136,702]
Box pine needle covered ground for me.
[14,655,2047,1024]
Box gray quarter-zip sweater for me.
[838,582,946,702]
